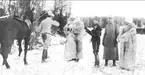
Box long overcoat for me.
[103,23,119,60]
[117,24,136,71]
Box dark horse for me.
[0,10,33,68]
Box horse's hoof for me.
[2,62,4,65]
[6,65,10,69]
[24,62,28,65]
[41,60,48,63]
[18,54,21,57]
[7,66,10,69]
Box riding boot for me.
[95,54,100,67]
[94,54,97,66]
[113,60,116,66]
[42,49,48,62]
[75,59,79,62]
[105,60,108,66]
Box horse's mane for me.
[12,16,23,22]
[12,16,29,28]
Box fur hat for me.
[124,17,133,23]
[48,11,54,17]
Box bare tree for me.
[53,0,71,36]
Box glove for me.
[102,41,105,46]
[84,26,88,30]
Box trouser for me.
[74,34,82,60]
[92,40,100,55]
[92,39,100,66]
[41,33,52,61]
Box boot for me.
[96,54,100,66]
[75,59,79,62]
[42,49,48,62]
[105,60,108,66]
[113,60,116,66]
[94,54,100,67]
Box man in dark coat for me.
[102,16,119,66]
[85,17,102,67]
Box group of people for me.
[103,17,136,71]
[35,11,137,71]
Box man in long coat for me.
[102,16,119,66]
[63,17,84,62]
[71,18,84,62]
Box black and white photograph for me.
[0,0,145,75]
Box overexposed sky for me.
[44,1,145,18]
[71,1,145,18]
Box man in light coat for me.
[36,11,60,62]
[117,18,137,71]
[71,17,84,62]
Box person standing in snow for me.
[102,16,119,66]
[36,11,60,62]
[64,17,84,62]
[117,18,137,71]
[85,17,102,67]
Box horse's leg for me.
[18,39,22,57]
[1,53,10,69]
[23,36,30,65]
[1,45,11,69]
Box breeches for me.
[42,33,52,50]
[74,37,82,54]
[92,41,100,55]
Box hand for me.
[102,42,105,46]
[84,26,87,30]
[116,37,120,42]
[35,31,38,34]
[89,39,92,43]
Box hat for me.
[125,17,133,23]
[40,10,47,16]
[93,16,100,20]
[48,11,54,17]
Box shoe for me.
[94,64,100,68]
[42,56,49,63]
[113,60,116,66]
[105,64,108,66]
[42,49,48,61]
[112,63,116,66]
[42,60,47,63]
[68,59,75,62]
[105,60,108,66]
[75,59,79,62]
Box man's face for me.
[93,19,99,24]
[108,17,113,24]
[94,25,98,28]
[49,16,54,20]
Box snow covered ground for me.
[0,30,145,75]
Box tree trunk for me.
[19,0,31,18]
[53,0,71,37]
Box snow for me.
[0,30,145,75]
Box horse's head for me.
[23,7,35,24]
